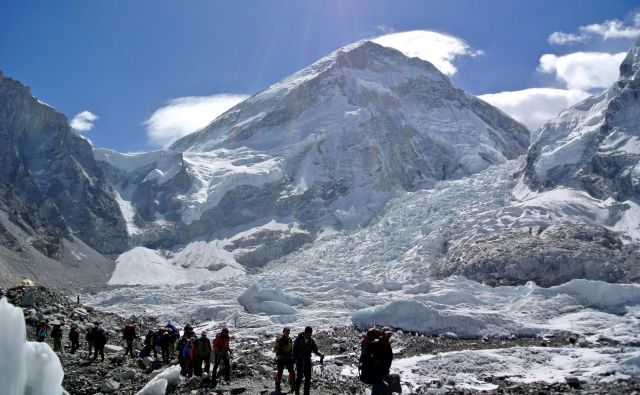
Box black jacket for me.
[293,332,321,361]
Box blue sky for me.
[1,1,639,152]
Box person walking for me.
[159,328,173,364]
[273,327,295,393]
[194,332,212,376]
[92,322,108,362]
[85,324,95,359]
[292,326,324,395]
[165,321,179,359]
[36,320,49,343]
[144,330,158,358]
[51,322,63,352]
[122,322,137,357]
[69,324,81,354]
[359,327,393,395]
[212,328,232,383]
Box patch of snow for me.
[113,189,142,235]
[108,246,244,285]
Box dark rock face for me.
[435,224,640,287]
[0,71,127,257]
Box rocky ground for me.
[2,284,640,394]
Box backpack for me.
[182,341,193,359]
[359,339,383,385]
[51,326,62,339]
[94,328,107,346]
[37,327,47,339]
[123,324,135,339]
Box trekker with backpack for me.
[165,321,179,359]
[51,322,63,352]
[177,334,190,376]
[183,336,196,377]
[92,322,108,362]
[144,329,158,358]
[212,328,232,383]
[194,332,212,376]
[292,326,324,395]
[273,327,295,393]
[86,324,95,358]
[69,324,81,354]
[359,327,393,395]
[122,322,137,357]
[159,328,172,364]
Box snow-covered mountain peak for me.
[96,38,528,275]
[619,38,640,80]
[243,40,448,107]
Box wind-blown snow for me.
[0,298,64,395]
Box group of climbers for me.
[175,325,232,386]
[35,310,395,394]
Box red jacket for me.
[214,334,230,353]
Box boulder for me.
[115,369,136,381]
[100,378,120,393]
[103,345,123,354]
[141,356,155,369]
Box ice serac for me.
[0,71,125,286]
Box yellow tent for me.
[18,278,35,287]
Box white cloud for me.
[479,88,589,131]
[372,30,483,76]
[538,51,627,90]
[549,11,640,45]
[548,32,587,45]
[144,94,249,148]
[70,111,98,132]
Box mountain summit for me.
[95,40,529,279]
[522,39,640,201]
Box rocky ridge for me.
[0,71,127,286]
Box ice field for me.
[82,159,640,389]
